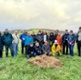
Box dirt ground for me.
[28,55,62,68]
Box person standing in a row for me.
[20,31,27,54]
[76,27,81,56]
[2,29,14,57]
[0,32,3,58]
[62,30,69,55]
[68,30,76,56]
[25,33,34,56]
[12,31,19,56]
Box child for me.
[51,40,61,56]
[26,43,36,58]
[35,42,43,55]
[42,41,50,55]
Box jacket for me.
[42,44,50,53]
[62,33,69,44]
[12,34,19,44]
[0,36,3,50]
[51,44,61,55]
[2,33,13,46]
[68,34,76,45]
[27,46,35,54]
[20,34,26,44]
[35,46,42,53]
[25,36,34,46]
[56,35,62,46]
[36,34,43,41]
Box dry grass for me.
[28,55,62,68]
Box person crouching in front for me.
[26,43,36,58]
[51,40,61,56]
[35,42,43,55]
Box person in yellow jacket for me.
[51,40,62,56]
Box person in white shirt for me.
[12,31,19,57]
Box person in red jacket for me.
[56,31,62,51]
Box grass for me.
[0,29,81,80]
[0,44,81,80]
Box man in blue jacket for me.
[62,29,69,55]
[20,30,27,54]
[0,32,3,58]
[68,30,76,56]
[24,32,34,56]
[2,29,14,57]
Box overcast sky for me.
[0,0,81,32]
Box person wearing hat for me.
[51,40,61,56]
[68,30,76,56]
[62,29,69,55]
[76,27,81,56]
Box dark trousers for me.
[63,43,68,55]
[0,50,2,58]
[5,45,14,57]
[21,43,25,54]
[25,45,29,56]
[77,41,81,56]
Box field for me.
[0,30,81,80]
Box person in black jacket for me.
[2,29,14,57]
[62,30,69,55]
[76,27,81,56]
[36,30,43,47]
[49,32,55,46]
[0,32,3,58]
[26,43,36,58]
[35,42,43,55]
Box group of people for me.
[0,27,81,58]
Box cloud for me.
[0,0,40,20]
[0,0,81,32]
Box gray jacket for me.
[42,44,50,53]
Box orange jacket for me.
[56,35,62,46]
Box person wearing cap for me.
[68,30,76,56]
[42,40,50,55]
[62,29,69,55]
[20,30,27,54]
[76,27,81,56]
[25,32,34,56]
[51,40,61,56]
[2,29,14,57]
[0,32,3,58]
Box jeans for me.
[13,43,18,56]
[68,44,74,56]
[5,44,14,57]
